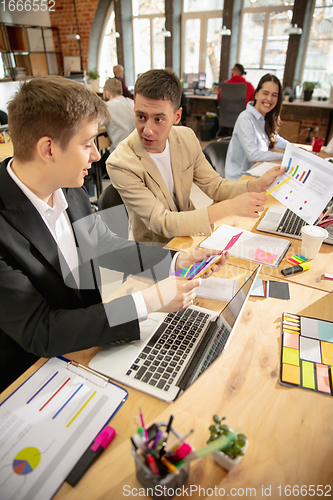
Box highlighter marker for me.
[281,262,311,276]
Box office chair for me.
[202,140,229,178]
[218,82,246,137]
[97,183,130,239]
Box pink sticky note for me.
[253,248,277,264]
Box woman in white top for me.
[225,73,288,181]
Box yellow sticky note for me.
[321,341,333,366]
[302,360,315,390]
[282,346,299,366]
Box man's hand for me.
[175,247,229,278]
[142,276,201,314]
[248,165,286,193]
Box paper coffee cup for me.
[301,226,328,259]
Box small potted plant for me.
[303,81,319,101]
[207,415,248,471]
[87,68,100,92]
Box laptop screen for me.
[181,265,261,391]
[217,265,260,331]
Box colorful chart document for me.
[201,224,290,268]
[265,144,333,224]
[0,357,127,500]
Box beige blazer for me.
[106,126,249,244]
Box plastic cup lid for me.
[301,225,328,239]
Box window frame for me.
[237,3,294,73]
[181,8,223,83]
[132,7,166,76]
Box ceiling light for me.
[216,26,231,36]
[67,32,80,40]
[107,29,120,38]
[284,24,302,35]
[157,28,171,38]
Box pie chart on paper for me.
[12,447,41,475]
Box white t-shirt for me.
[148,140,178,211]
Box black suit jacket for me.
[0,159,172,391]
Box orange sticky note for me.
[321,341,333,365]
[282,363,300,385]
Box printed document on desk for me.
[0,357,127,500]
[265,144,333,224]
[201,224,290,268]
[246,162,280,177]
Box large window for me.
[182,0,223,88]
[132,0,166,78]
[98,4,118,87]
[239,0,294,82]
[302,0,333,97]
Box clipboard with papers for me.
[0,356,128,500]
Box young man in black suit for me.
[0,76,226,392]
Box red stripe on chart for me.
[39,378,71,411]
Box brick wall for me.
[281,104,331,144]
[49,0,99,73]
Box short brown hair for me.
[104,77,122,97]
[8,75,110,162]
[134,69,182,110]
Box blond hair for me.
[104,78,122,97]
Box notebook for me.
[256,205,333,246]
[89,266,261,402]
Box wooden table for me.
[168,173,333,293]
[1,267,332,499]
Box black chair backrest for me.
[219,83,246,129]
[203,140,229,178]
[97,183,129,239]
[98,183,124,211]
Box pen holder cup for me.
[132,423,190,500]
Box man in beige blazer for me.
[106,69,285,244]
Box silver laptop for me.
[89,266,261,402]
[257,204,333,246]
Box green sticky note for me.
[302,360,315,390]
[282,347,299,366]
[318,321,333,343]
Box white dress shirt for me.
[225,102,288,181]
[6,161,149,320]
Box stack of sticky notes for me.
[280,313,333,396]
[250,278,290,300]
[285,254,308,266]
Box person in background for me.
[225,73,289,181]
[103,78,135,153]
[107,69,286,245]
[217,64,255,104]
[113,64,133,99]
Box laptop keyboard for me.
[277,208,308,236]
[187,323,230,386]
[125,309,211,392]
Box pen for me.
[266,176,292,195]
[152,429,166,449]
[146,454,160,475]
[66,425,116,487]
[139,407,149,447]
[281,262,311,276]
